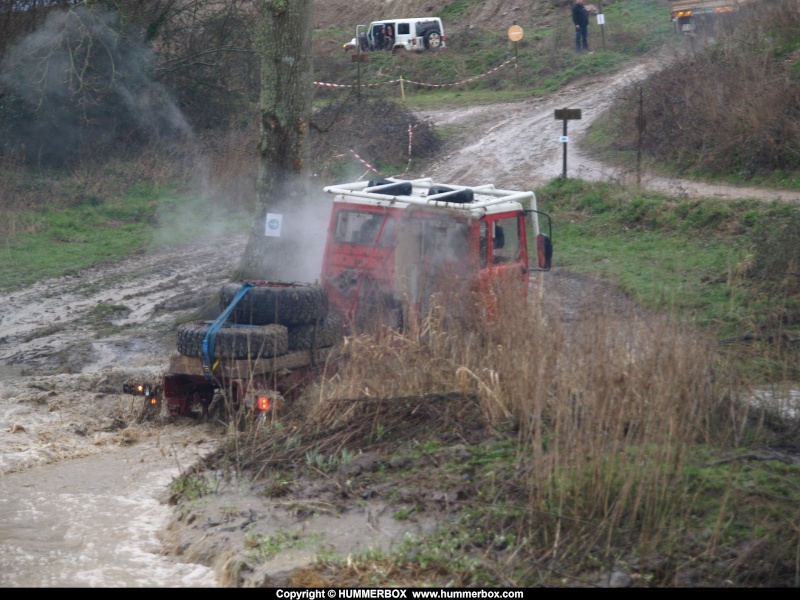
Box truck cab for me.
[321,178,552,330]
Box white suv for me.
[344,17,446,53]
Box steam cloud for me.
[0,5,189,166]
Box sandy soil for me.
[2,42,800,587]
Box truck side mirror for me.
[536,234,552,271]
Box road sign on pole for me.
[508,24,523,85]
[554,108,582,178]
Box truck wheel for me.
[220,282,328,326]
[288,310,345,351]
[176,321,289,359]
[424,30,442,50]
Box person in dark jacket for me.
[572,0,589,52]
[373,25,385,51]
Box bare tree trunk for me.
[238,0,315,281]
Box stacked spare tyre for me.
[176,281,344,360]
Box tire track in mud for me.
[0,234,248,375]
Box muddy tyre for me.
[288,310,345,351]
[176,321,288,359]
[221,282,328,326]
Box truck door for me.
[477,214,529,310]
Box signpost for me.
[596,13,606,51]
[355,24,366,102]
[554,108,582,178]
[508,23,523,84]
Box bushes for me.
[309,98,441,181]
[602,0,800,180]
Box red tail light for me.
[257,396,270,411]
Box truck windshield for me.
[397,217,471,270]
[333,210,395,247]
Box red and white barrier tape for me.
[313,79,401,89]
[392,124,414,177]
[403,58,517,88]
[313,57,516,90]
[349,149,381,175]
[335,123,416,179]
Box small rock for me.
[389,456,412,470]
[10,423,26,433]
[609,570,632,588]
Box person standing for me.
[572,0,589,52]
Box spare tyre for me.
[288,310,345,351]
[424,29,443,50]
[176,321,288,359]
[368,178,413,197]
[428,185,474,204]
[220,281,328,326]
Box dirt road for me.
[411,50,800,203]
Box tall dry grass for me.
[314,273,746,578]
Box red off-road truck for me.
[125,177,552,423]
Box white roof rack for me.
[323,177,537,219]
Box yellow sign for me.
[508,25,523,42]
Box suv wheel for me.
[424,30,442,50]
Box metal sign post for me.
[597,13,606,51]
[554,108,582,178]
[354,25,367,102]
[508,23,523,85]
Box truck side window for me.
[492,217,520,264]
[397,23,410,35]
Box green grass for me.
[0,183,250,292]
[535,178,799,342]
[313,0,677,110]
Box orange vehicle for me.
[668,0,755,33]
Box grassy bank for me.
[536,177,800,381]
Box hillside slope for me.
[313,0,559,33]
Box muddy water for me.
[0,368,220,587]
[0,424,217,587]
[750,382,800,419]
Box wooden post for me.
[554,108,582,179]
[636,87,646,188]
[400,76,405,102]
